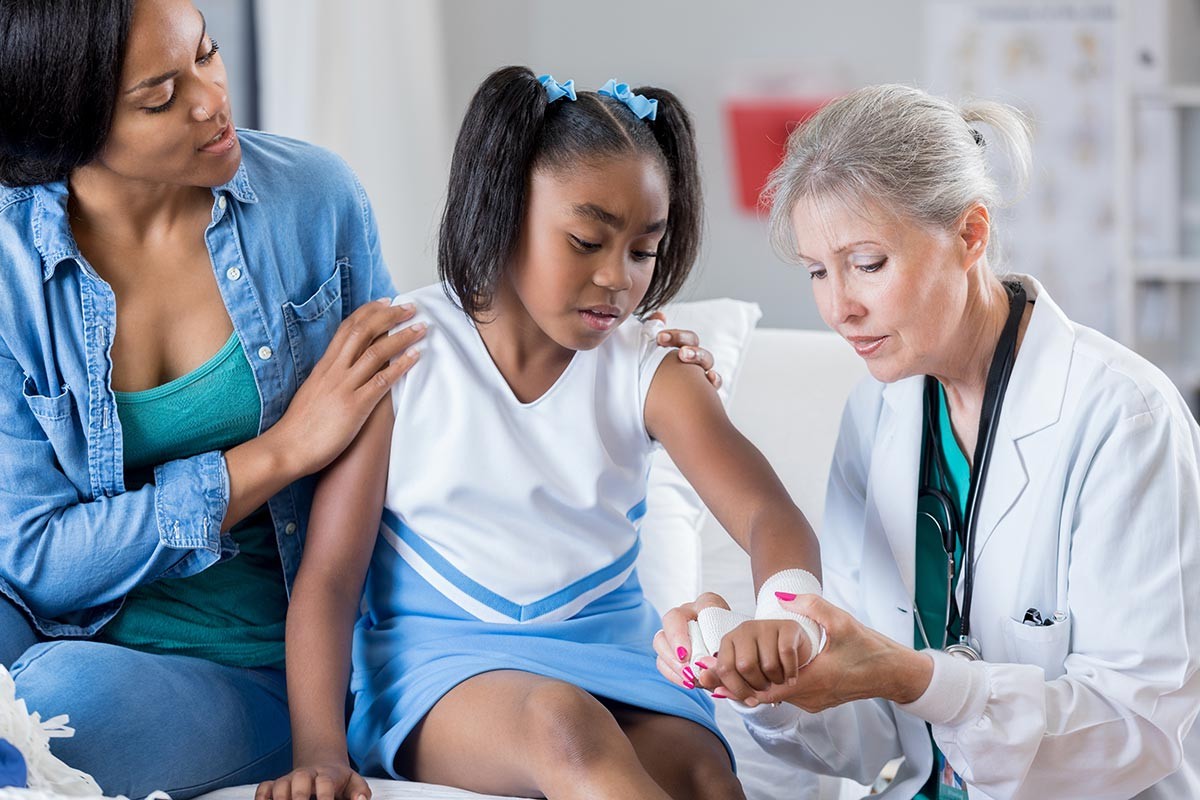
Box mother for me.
[663,85,1200,798]
[0,1,715,797]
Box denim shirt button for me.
[226,266,242,281]
[217,195,227,211]
[284,522,298,535]
[257,346,273,361]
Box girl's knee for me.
[680,757,744,800]
[521,682,626,769]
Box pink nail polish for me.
[677,646,688,661]
[775,591,797,602]
[696,662,708,672]
[712,690,728,699]
[682,666,696,682]
[683,679,695,690]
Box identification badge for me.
[935,750,969,798]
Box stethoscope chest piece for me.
[945,639,982,662]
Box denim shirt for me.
[0,130,395,637]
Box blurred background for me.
[200,0,1200,407]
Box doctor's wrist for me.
[882,647,934,705]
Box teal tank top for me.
[99,332,287,669]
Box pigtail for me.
[632,86,703,314]
[438,65,549,317]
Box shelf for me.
[1137,86,1200,107]
[1134,259,1200,281]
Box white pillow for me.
[637,298,763,615]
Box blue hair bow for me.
[538,74,577,103]
[598,79,657,121]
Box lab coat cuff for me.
[729,699,803,732]
[896,649,989,727]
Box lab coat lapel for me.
[971,275,1074,563]
[868,376,924,611]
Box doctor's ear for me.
[956,203,991,271]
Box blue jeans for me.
[1,596,292,799]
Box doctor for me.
[663,85,1200,798]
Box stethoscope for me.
[915,280,1029,662]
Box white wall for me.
[256,0,451,293]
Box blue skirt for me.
[346,537,729,778]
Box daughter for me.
[258,66,823,800]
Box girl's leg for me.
[610,703,747,800]
[396,670,674,800]
[0,594,37,668]
[11,641,291,800]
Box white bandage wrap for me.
[687,606,750,662]
[755,569,824,666]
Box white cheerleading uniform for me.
[379,283,666,624]
[346,284,727,778]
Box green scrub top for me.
[914,383,970,800]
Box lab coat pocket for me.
[1001,614,1071,680]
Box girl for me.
[258,66,823,800]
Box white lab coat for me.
[739,276,1200,799]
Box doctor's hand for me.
[647,311,723,389]
[695,595,934,711]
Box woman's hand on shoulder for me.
[256,760,370,800]
[274,298,425,477]
[647,311,721,389]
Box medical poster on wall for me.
[923,0,1117,335]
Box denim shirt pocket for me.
[22,375,75,425]
[282,258,351,384]
[21,375,86,479]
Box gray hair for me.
[762,84,1033,266]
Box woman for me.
[659,85,1200,798]
[0,2,716,796]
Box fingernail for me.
[745,697,759,708]
[682,666,696,682]
[377,297,392,304]
[412,322,427,333]
[406,347,421,359]
[677,646,688,661]
[397,302,415,311]
[683,679,695,690]
[695,661,708,672]
[775,591,797,602]
[681,347,695,360]
[712,690,728,699]
[657,331,670,342]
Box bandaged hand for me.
[654,570,824,704]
